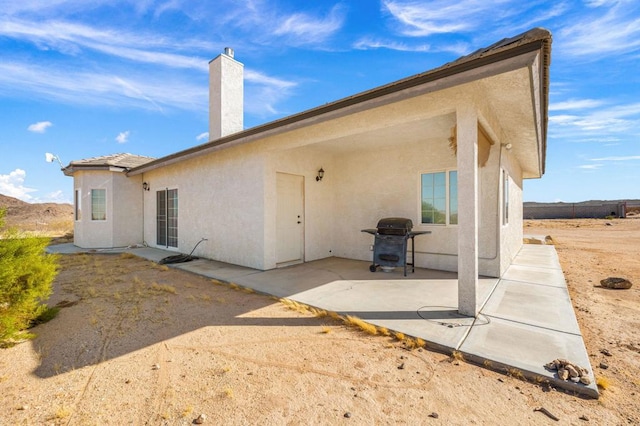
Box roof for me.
[63,153,155,176]
[125,27,550,176]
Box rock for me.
[398,363,405,370]
[579,414,590,421]
[600,277,632,289]
[17,405,29,410]
[600,348,612,357]
[193,413,206,424]
[429,412,439,419]
[580,376,592,385]
[558,368,569,380]
[566,364,579,378]
[545,360,558,370]
[570,376,580,383]
[152,364,160,370]
[344,412,351,418]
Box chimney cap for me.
[223,47,234,58]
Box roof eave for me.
[128,28,551,177]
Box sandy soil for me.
[1,219,639,425]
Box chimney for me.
[209,47,244,140]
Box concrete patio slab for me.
[47,242,598,398]
[500,264,566,287]
[481,279,582,334]
[459,316,597,397]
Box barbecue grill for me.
[361,217,431,276]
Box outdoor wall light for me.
[502,143,513,150]
[143,182,150,191]
[316,167,324,182]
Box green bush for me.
[0,208,59,343]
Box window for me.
[421,170,458,225]
[74,189,81,221]
[157,188,178,248]
[91,189,106,221]
[502,170,509,225]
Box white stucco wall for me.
[73,170,143,249]
[142,144,266,269]
[499,149,524,275]
[111,173,144,247]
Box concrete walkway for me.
[48,242,598,398]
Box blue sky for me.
[1,0,638,204]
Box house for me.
[63,28,552,316]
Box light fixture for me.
[502,143,513,150]
[316,167,324,182]
[143,182,150,191]
[45,152,64,168]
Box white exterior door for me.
[276,173,304,265]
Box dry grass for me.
[181,405,194,418]
[451,351,465,362]
[320,326,332,334]
[596,376,611,390]
[150,283,177,294]
[507,368,525,380]
[344,315,378,335]
[120,252,136,260]
[53,405,72,420]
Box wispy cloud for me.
[27,120,53,133]
[116,131,130,144]
[0,168,36,202]
[244,70,298,116]
[0,61,207,112]
[549,99,605,111]
[382,0,474,36]
[590,155,640,161]
[273,5,345,45]
[0,18,211,70]
[549,101,640,140]
[381,0,531,37]
[578,164,602,169]
[196,132,209,141]
[353,37,431,52]
[558,0,640,57]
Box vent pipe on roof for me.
[209,48,244,140]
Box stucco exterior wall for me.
[73,171,144,248]
[142,144,266,269]
[499,149,524,275]
[111,173,144,247]
[73,170,113,248]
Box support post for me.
[456,105,479,317]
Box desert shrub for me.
[0,208,59,343]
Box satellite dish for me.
[45,152,64,168]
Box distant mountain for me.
[0,193,73,230]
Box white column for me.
[456,105,479,317]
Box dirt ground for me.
[1,218,639,425]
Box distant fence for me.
[524,202,627,219]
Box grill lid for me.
[376,217,413,234]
